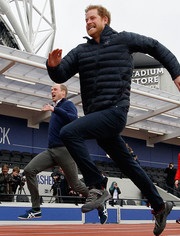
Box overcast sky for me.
[53,0,180,62]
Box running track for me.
[0,223,179,236]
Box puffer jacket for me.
[47,25,180,115]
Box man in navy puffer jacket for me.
[47,5,180,235]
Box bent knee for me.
[24,165,36,176]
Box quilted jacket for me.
[47,25,180,115]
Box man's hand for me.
[42,104,54,112]
[174,75,180,91]
[48,49,62,67]
[175,179,179,188]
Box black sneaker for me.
[152,202,173,235]
[176,219,180,224]
[98,203,108,224]
[81,188,111,213]
[18,209,42,220]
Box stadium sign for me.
[132,68,164,88]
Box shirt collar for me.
[53,99,62,107]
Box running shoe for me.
[81,188,111,213]
[98,203,108,224]
[152,201,173,235]
[176,219,180,224]
[18,209,42,220]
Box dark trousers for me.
[60,105,164,211]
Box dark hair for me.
[2,164,9,170]
[12,166,20,173]
[85,5,111,25]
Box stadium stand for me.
[21,152,33,164]
[11,150,22,167]
[0,149,12,164]
[0,150,33,168]
[0,149,179,198]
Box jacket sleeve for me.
[117,187,121,194]
[123,31,180,80]
[46,48,79,83]
[175,153,180,180]
[54,101,78,123]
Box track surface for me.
[0,223,179,236]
